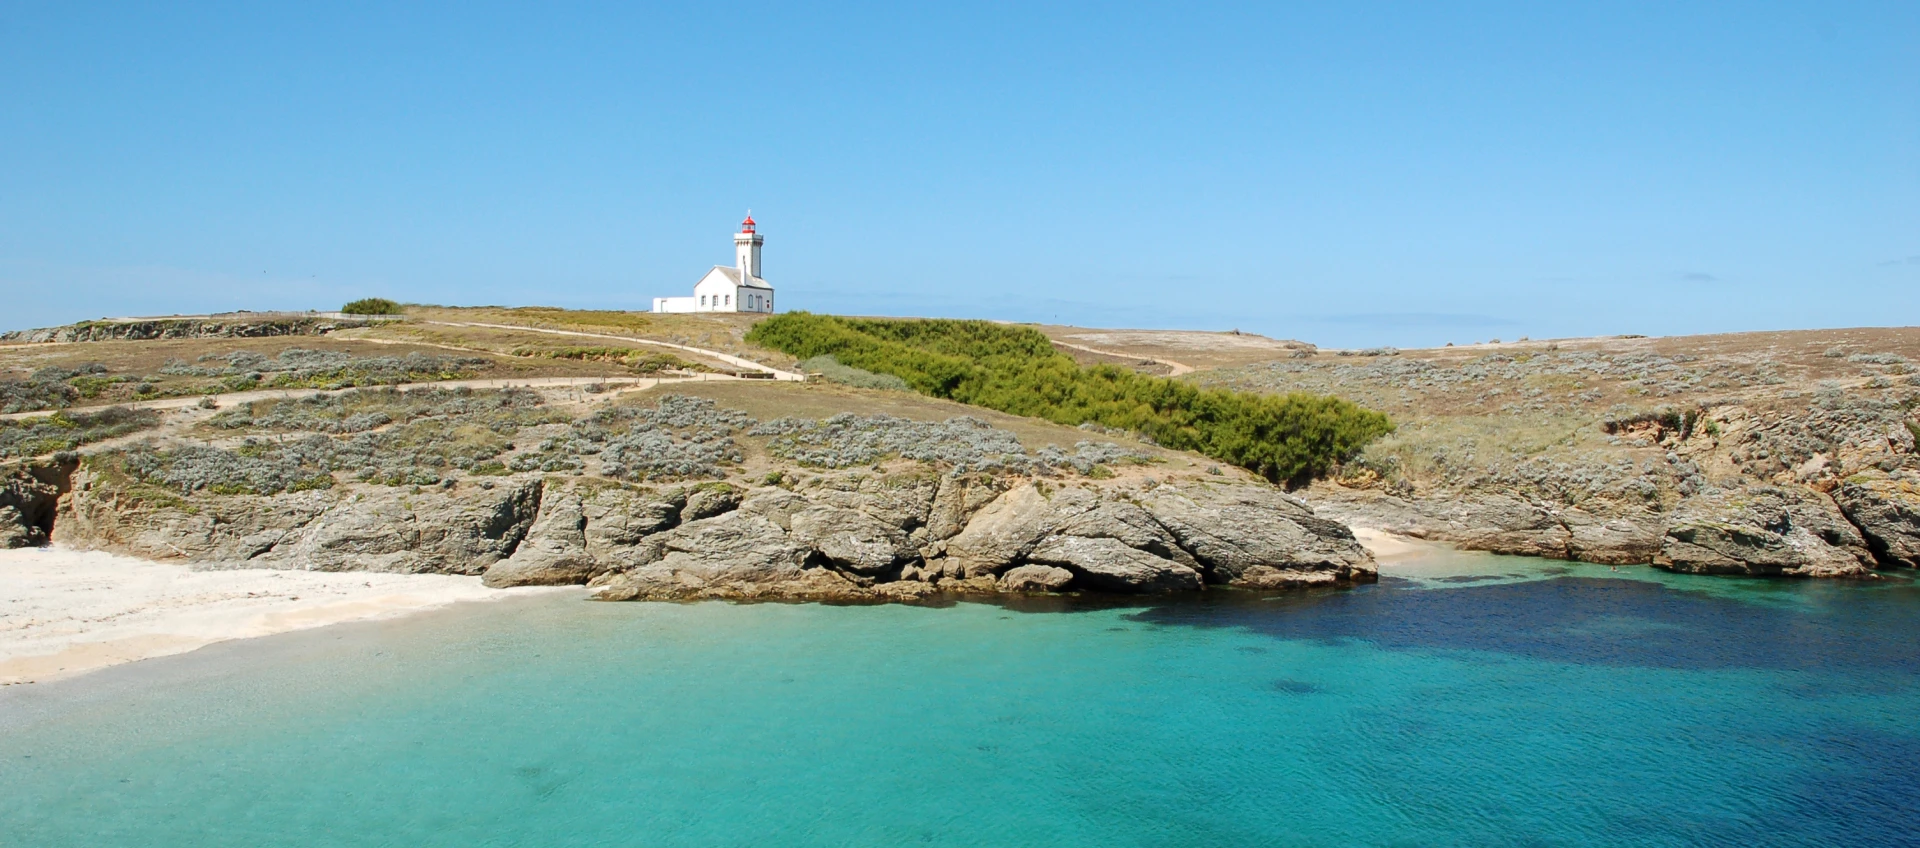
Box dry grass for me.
[400,305,794,367]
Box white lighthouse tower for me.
[653,214,775,313]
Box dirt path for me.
[428,321,806,381]
[0,374,761,423]
[1049,339,1195,376]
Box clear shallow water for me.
[3,554,1918,847]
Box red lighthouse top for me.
[740,214,756,234]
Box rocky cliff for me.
[49,469,1372,601]
[1226,330,1920,578]
[11,385,1373,600]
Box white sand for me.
[1351,526,1435,563]
[0,546,531,685]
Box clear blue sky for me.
[4,2,1916,347]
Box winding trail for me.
[428,321,806,381]
[1048,338,1195,376]
[0,374,760,423]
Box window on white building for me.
[699,296,706,306]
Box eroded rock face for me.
[1027,535,1201,593]
[58,472,542,573]
[483,492,598,587]
[788,504,911,575]
[1,471,61,548]
[997,564,1074,593]
[1657,486,1875,577]
[54,465,1378,600]
[1832,472,1920,569]
[1138,484,1375,586]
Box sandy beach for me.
[0,545,537,686]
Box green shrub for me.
[746,314,1393,484]
[341,298,404,315]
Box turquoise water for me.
[3,554,1918,847]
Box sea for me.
[3,548,1917,847]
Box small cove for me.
[3,550,1917,847]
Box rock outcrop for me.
[1657,486,1876,577]
[58,471,542,573]
[1831,472,1920,569]
[0,314,386,344]
[51,465,1377,601]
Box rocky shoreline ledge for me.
[3,388,1375,602]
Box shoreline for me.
[0,546,558,686]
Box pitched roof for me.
[705,266,773,289]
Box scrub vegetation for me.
[746,313,1392,484]
[340,298,404,315]
[0,407,161,459]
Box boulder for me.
[1139,484,1374,585]
[945,484,1090,578]
[483,491,598,587]
[997,564,1075,593]
[681,484,741,521]
[591,512,860,600]
[926,473,1008,540]
[1027,535,1201,593]
[1054,500,1198,569]
[788,504,912,574]
[1561,509,1663,565]
[1829,472,1920,568]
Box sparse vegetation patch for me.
[0,407,161,459]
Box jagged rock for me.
[1027,535,1201,593]
[997,564,1075,592]
[737,487,812,529]
[681,484,742,521]
[1562,509,1663,564]
[1657,485,1876,577]
[927,473,1009,540]
[591,511,858,600]
[1434,496,1571,559]
[945,484,1097,578]
[1831,472,1920,568]
[250,480,542,573]
[1055,500,1198,568]
[1139,484,1374,585]
[59,468,338,561]
[580,485,682,570]
[0,505,30,548]
[804,472,939,532]
[1,471,59,548]
[788,504,912,574]
[482,492,597,587]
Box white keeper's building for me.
[652,214,775,313]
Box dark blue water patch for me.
[1122,577,1920,673]
[1267,678,1320,694]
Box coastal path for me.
[425,321,807,381]
[1048,338,1195,376]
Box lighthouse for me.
[652,214,775,313]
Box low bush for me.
[341,298,404,315]
[0,406,162,458]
